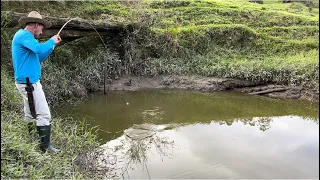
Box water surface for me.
[57,90,319,179]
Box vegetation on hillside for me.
[1,0,318,179]
[2,0,319,92]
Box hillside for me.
[2,0,318,93]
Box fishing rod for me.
[57,18,108,95]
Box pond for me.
[56,89,319,179]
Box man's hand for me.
[51,34,62,44]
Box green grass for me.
[256,26,319,41]
[0,68,22,111]
[135,0,318,90]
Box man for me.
[12,11,62,153]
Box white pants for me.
[15,81,51,126]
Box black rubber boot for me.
[37,125,59,153]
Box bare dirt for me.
[101,75,319,102]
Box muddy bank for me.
[101,75,319,102]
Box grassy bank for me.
[130,0,319,90]
[1,0,319,179]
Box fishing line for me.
[57,18,135,136]
[58,18,133,139]
[57,17,108,95]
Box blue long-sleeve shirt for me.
[12,29,56,84]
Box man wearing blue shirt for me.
[12,11,62,153]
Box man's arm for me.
[38,47,54,62]
[21,33,56,54]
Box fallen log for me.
[1,11,127,39]
[1,11,125,31]
[249,87,288,95]
[38,29,112,39]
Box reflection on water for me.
[56,90,319,179]
[217,116,273,131]
[100,124,175,179]
[56,90,318,142]
[111,116,319,179]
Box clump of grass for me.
[256,25,319,41]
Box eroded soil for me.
[101,75,319,102]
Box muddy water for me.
[57,90,319,179]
